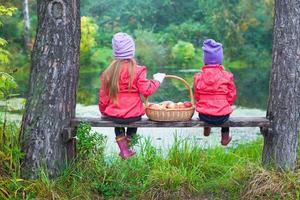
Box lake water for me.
[76,104,265,155]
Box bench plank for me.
[70,117,270,128]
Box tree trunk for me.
[20,0,80,179]
[262,0,300,170]
[23,0,30,52]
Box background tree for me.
[22,0,30,52]
[262,0,300,170]
[20,0,80,178]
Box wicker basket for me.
[145,75,195,121]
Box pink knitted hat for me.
[112,32,135,59]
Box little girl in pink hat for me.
[99,32,165,158]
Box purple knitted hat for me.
[112,32,135,59]
[202,39,223,64]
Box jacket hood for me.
[200,65,224,86]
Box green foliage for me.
[0,74,22,182]
[80,16,99,66]
[171,41,195,68]
[76,122,106,159]
[90,47,112,70]
[0,6,16,19]
[1,0,274,108]
[81,16,99,54]
[2,134,300,199]
[162,21,208,47]
[0,73,19,147]
[0,72,17,100]
[0,38,10,65]
[1,118,300,199]
[134,30,168,70]
[77,16,105,105]
[0,122,23,176]
[0,7,21,179]
[0,5,16,66]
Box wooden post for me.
[20,0,80,178]
[262,0,300,170]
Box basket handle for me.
[145,74,195,107]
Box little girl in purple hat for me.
[194,39,237,145]
[99,32,165,158]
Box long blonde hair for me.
[103,59,136,103]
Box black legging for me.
[114,127,138,137]
[102,116,141,137]
[199,113,230,133]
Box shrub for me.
[171,41,195,68]
[90,47,112,70]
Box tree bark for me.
[262,0,300,170]
[23,0,31,52]
[20,0,80,179]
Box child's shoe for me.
[203,127,211,137]
[126,135,132,147]
[116,136,136,159]
[221,132,232,146]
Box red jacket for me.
[194,65,237,116]
[99,62,160,118]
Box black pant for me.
[198,113,230,133]
[103,116,141,137]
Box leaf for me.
[0,187,9,198]
[0,6,17,16]
[0,38,7,46]
[8,94,19,97]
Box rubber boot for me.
[221,132,232,146]
[126,135,132,147]
[203,127,211,137]
[116,136,136,159]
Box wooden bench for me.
[64,116,270,159]
[70,117,270,128]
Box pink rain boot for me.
[221,132,232,146]
[126,136,132,147]
[116,136,136,159]
[203,127,211,137]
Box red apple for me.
[183,101,193,108]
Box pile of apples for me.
[147,101,193,110]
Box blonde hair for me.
[103,59,136,103]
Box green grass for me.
[0,122,300,199]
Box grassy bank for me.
[0,122,300,200]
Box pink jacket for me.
[194,65,237,116]
[99,62,160,118]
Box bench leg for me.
[63,127,76,161]
[260,127,272,137]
